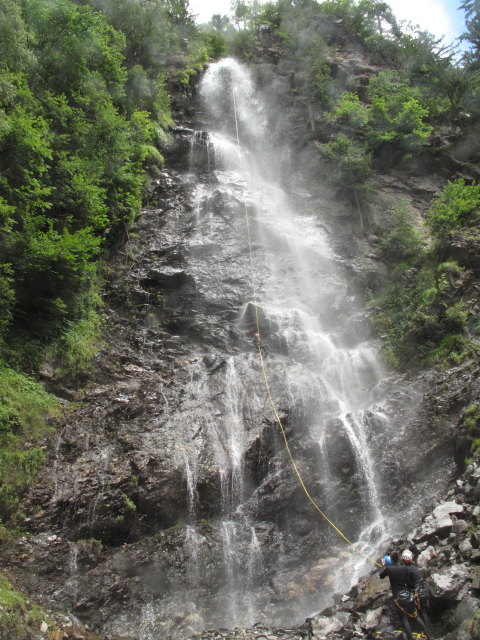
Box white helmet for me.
[401,549,413,563]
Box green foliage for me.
[378,199,424,263]
[0,0,204,372]
[323,133,372,188]
[473,438,480,453]
[426,179,480,236]
[51,286,104,380]
[368,196,471,369]
[229,29,259,61]
[363,32,400,65]
[461,0,480,71]
[0,0,33,73]
[321,0,398,41]
[463,403,480,431]
[122,493,137,511]
[307,55,337,107]
[331,91,369,129]
[0,367,59,520]
[366,72,433,152]
[0,0,209,526]
[0,572,44,639]
[199,29,228,60]
[465,403,479,416]
[0,264,14,336]
[325,71,433,191]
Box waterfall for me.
[166,57,401,630]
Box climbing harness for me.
[231,87,381,569]
[393,596,419,619]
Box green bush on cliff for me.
[466,607,480,639]
[323,133,372,189]
[0,368,59,521]
[463,403,480,431]
[426,178,480,236]
[366,72,433,152]
[368,197,471,368]
[371,259,470,369]
[331,91,369,129]
[0,572,44,640]
[0,0,214,378]
[325,73,432,192]
[378,199,425,263]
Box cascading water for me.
[167,57,403,630]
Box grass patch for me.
[472,438,480,457]
[467,609,480,640]
[0,572,44,640]
[0,367,59,523]
[48,285,104,381]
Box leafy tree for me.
[232,0,254,29]
[0,0,32,72]
[331,91,369,129]
[461,0,480,67]
[199,28,229,60]
[323,133,372,188]
[210,14,232,31]
[0,0,170,364]
[307,55,337,107]
[78,0,196,72]
[321,0,398,40]
[25,0,127,101]
[366,72,432,152]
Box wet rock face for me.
[440,229,480,274]
[4,59,478,640]
[12,145,366,636]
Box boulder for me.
[452,517,469,535]
[449,594,480,629]
[417,545,436,568]
[459,539,473,555]
[311,613,347,636]
[354,575,389,612]
[473,505,480,524]
[359,606,383,630]
[474,479,480,501]
[429,563,470,600]
[412,502,464,543]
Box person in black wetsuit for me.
[402,549,433,639]
[379,550,432,640]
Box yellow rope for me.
[231,87,381,569]
[393,599,419,619]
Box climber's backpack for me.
[414,581,431,609]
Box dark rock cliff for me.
[1,49,479,640]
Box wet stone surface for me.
[3,58,480,640]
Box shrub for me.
[426,178,480,236]
[379,199,425,263]
[323,133,372,188]
[0,368,59,521]
[331,91,369,129]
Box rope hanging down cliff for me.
[231,87,381,570]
